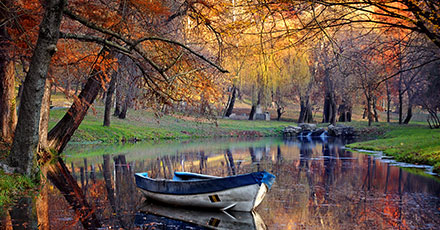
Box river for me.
[2,137,440,229]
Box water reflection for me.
[2,137,440,229]
[135,202,265,230]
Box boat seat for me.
[173,172,221,181]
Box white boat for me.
[134,171,275,212]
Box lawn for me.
[49,107,293,143]
[347,125,440,172]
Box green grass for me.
[0,140,35,212]
[49,107,293,143]
[347,125,440,172]
[0,171,34,211]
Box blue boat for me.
[134,171,275,212]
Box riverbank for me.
[0,170,35,212]
[50,107,439,173]
[347,125,440,173]
[49,107,293,142]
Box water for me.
[2,137,440,229]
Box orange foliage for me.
[5,0,226,111]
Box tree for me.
[283,51,313,123]
[7,0,65,175]
[417,63,440,129]
[292,0,440,48]
[0,0,17,142]
[4,0,228,177]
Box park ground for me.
[1,94,439,208]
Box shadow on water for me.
[1,136,440,229]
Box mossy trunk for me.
[8,0,65,176]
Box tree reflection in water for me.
[2,137,440,229]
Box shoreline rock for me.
[283,123,356,137]
[327,124,356,137]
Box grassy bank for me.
[51,107,439,173]
[49,107,293,143]
[347,125,440,173]
[0,171,34,211]
[0,141,35,209]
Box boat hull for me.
[139,183,268,212]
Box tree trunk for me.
[299,96,313,123]
[8,0,65,176]
[249,87,262,120]
[224,85,236,117]
[403,91,413,124]
[322,96,329,123]
[0,17,17,142]
[38,79,51,165]
[386,81,391,123]
[113,56,129,118]
[118,97,128,119]
[103,71,117,126]
[276,107,282,121]
[118,82,133,119]
[322,73,336,124]
[373,97,379,122]
[323,91,336,124]
[346,107,352,122]
[248,104,256,120]
[403,105,412,124]
[398,88,403,124]
[367,97,372,126]
[65,79,71,94]
[427,109,440,129]
[305,104,313,123]
[338,103,347,122]
[113,78,121,117]
[298,100,306,123]
[47,68,108,154]
[330,98,336,124]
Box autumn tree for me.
[0,0,17,142]
[282,51,314,123]
[3,0,228,176]
[309,0,440,49]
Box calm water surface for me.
[2,137,440,229]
